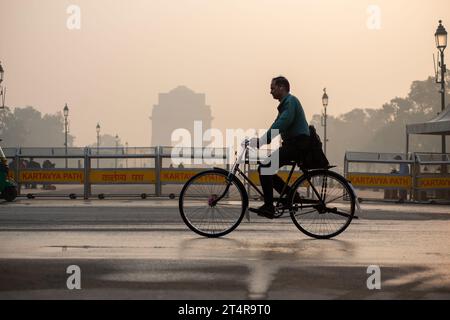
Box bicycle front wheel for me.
[289,170,355,239]
[179,170,248,238]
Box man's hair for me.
[272,76,290,92]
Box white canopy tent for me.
[406,106,450,153]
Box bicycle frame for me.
[179,139,359,239]
[212,140,328,211]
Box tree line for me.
[310,75,450,167]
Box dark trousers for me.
[258,137,310,205]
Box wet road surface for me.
[0,200,449,299]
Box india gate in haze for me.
[150,86,213,147]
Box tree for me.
[408,76,450,115]
[310,75,450,167]
[0,106,27,145]
[0,106,75,148]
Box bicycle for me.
[178,139,359,239]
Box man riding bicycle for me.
[179,80,355,238]
[248,76,310,219]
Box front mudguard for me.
[213,167,250,221]
[212,167,246,195]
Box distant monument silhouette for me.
[150,86,213,146]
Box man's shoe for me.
[249,204,275,219]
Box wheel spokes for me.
[180,172,244,236]
[290,172,354,238]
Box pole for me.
[97,132,100,169]
[115,139,118,169]
[64,116,68,168]
[439,49,448,183]
[84,147,90,200]
[125,143,128,168]
[406,132,409,154]
[15,151,21,196]
[440,49,446,155]
[324,105,327,156]
[155,146,162,197]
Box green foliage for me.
[312,76,450,167]
[0,106,75,147]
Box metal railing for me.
[6,147,449,202]
[344,151,450,202]
[4,146,229,199]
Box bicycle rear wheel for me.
[179,169,247,238]
[289,170,355,239]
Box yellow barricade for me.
[348,173,411,188]
[89,170,156,184]
[18,170,84,183]
[161,169,302,186]
[160,169,205,183]
[417,177,450,189]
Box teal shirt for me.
[261,93,309,145]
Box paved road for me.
[0,199,449,299]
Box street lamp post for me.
[435,20,448,155]
[321,88,329,156]
[435,20,448,183]
[96,123,101,168]
[63,103,69,168]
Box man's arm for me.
[259,101,296,146]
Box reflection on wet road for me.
[0,201,449,299]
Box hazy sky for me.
[1,0,449,147]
